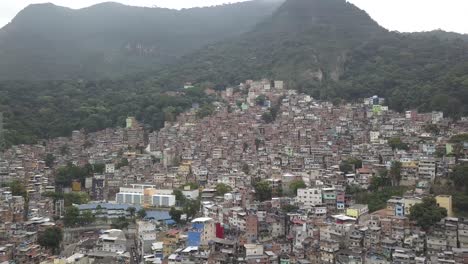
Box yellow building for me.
[161,230,180,257]
[436,195,454,217]
[346,204,369,219]
[71,180,82,192]
[178,162,192,175]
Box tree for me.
[281,204,299,213]
[196,104,215,119]
[116,158,129,169]
[424,124,440,135]
[255,95,267,106]
[137,209,147,219]
[289,180,307,196]
[255,138,262,151]
[451,164,468,192]
[242,163,250,175]
[169,207,183,224]
[42,191,63,203]
[111,216,130,230]
[184,182,199,190]
[388,137,409,151]
[9,180,27,197]
[126,207,136,218]
[64,206,80,227]
[81,210,96,225]
[347,158,363,169]
[183,199,200,220]
[409,197,447,230]
[339,162,354,174]
[452,143,464,163]
[261,112,274,123]
[216,183,232,196]
[93,163,105,174]
[55,163,94,187]
[173,189,186,205]
[389,161,402,186]
[63,192,90,207]
[45,154,55,168]
[254,181,272,202]
[38,227,63,254]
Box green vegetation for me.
[38,227,63,254]
[116,158,129,169]
[111,216,130,230]
[0,81,213,146]
[388,137,409,151]
[156,0,468,119]
[281,204,299,213]
[215,183,233,196]
[353,186,407,212]
[0,0,467,146]
[63,206,95,227]
[389,161,402,186]
[409,197,447,230]
[254,180,272,202]
[42,192,90,207]
[126,207,136,218]
[451,164,468,192]
[169,207,183,224]
[450,134,468,143]
[340,158,362,174]
[196,103,216,119]
[0,1,283,80]
[431,164,468,216]
[171,188,201,220]
[45,154,55,168]
[9,180,27,197]
[54,163,106,188]
[255,95,267,106]
[137,209,147,219]
[289,179,306,196]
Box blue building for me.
[187,217,215,247]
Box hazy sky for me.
[0,0,467,34]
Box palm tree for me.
[126,207,136,219]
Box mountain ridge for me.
[0,0,285,80]
[151,0,468,116]
[0,0,466,146]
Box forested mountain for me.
[0,0,467,146]
[154,0,386,87]
[154,0,468,117]
[410,30,468,42]
[0,0,284,80]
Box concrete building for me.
[98,229,127,253]
[188,217,216,247]
[296,188,322,209]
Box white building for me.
[274,80,284,90]
[370,131,380,143]
[137,221,156,254]
[418,157,436,181]
[99,229,127,253]
[151,194,176,207]
[296,188,323,209]
[245,244,264,257]
[115,186,176,207]
[116,192,143,205]
[105,163,115,174]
